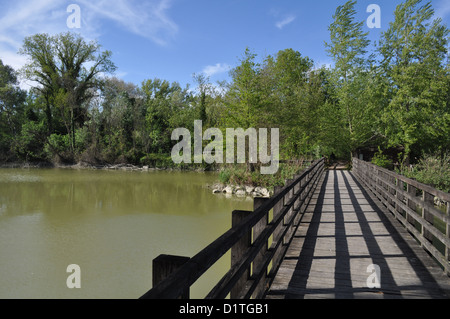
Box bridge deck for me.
[266,170,450,299]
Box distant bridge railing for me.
[140,158,325,299]
[352,158,450,276]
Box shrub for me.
[218,168,232,184]
[12,121,46,161]
[75,127,90,154]
[45,134,70,158]
[216,161,308,190]
[371,148,393,169]
[400,153,450,193]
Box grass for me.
[217,160,312,190]
[398,153,450,193]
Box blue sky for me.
[1,0,450,91]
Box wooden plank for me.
[447,203,450,274]
[406,184,417,227]
[266,169,450,299]
[272,185,285,272]
[422,191,435,245]
[253,197,270,299]
[152,255,190,299]
[230,210,252,299]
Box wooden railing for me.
[352,158,450,276]
[140,158,325,299]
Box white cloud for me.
[434,0,450,19]
[275,15,296,30]
[77,0,178,46]
[202,63,231,77]
[0,0,178,79]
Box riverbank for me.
[208,183,272,198]
[0,161,214,172]
[0,159,312,200]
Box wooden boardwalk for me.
[266,170,450,299]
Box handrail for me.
[140,158,325,299]
[352,158,450,276]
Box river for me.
[0,168,252,299]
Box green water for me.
[0,168,252,299]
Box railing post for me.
[389,175,396,211]
[422,191,434,245]
[272,185,284,273]
[407,183,417,227]
[293,174,303,225]
[447,203,450,272]
[230,210,252,299]
[396,180,404,218]
[253,197,270,299]
[284,179,294,245]
[152,255,190,299]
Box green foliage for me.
[140,153,172,167]
[218,168,232,184]
[217,161,307,189]
[12,121,46,161]
[371,148,393,169]
[324,0,375,159]
[399,153,450,193]
[0,59,26,159]
[44,133,71,161]
[19,32,116,156]
[75,127,90,154]
[377,0,450,163]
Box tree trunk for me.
[45,99,53,135]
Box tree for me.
[224,48,263,129]
[377,0,450,164]
[324,0,374,159]
[141,78,191,155]
[0,59,26,159]
[192,73,210,124]
[19,32,116,156]
[262,49,320,157]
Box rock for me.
[214,184,270,198]
[211,184,223,192]
[223,186,234,194]
[252,187,270,197]
[235,189,246,196]
[260,188,270,197]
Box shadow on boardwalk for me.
[266,170,450,299]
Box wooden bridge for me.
[140,158,450,299]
